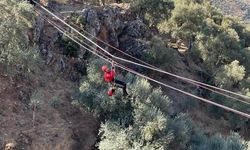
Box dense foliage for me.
[76,0,250,149]
[0,0,38,74]
[155,0,250,131]
[78,58,248,149]
[57,34,80,57]
[143,36,177,70]
[130,0,174,27]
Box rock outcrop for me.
[79,6,151,58]
[33,4,151,74]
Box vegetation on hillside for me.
[211,0,250,21]
[157,0,250,130]
[1,0,250,149]
[129,0,250,111]
[0,0,38,74]
[77,0,250,149]
[78,58,248,149]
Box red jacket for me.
[104,69,115,82]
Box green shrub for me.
[143,36,177,70]
[78,58,248,150]
[57,34,80,57]
[0,0,38,74]
[130,0,174,26]
[214,60,245,88]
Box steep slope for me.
[0,3,98,150]
[0,66,98,150]
[211,0,250,21]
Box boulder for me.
[118,20,151,58]
[82,8,101,37]
[119,35,147,58]
[99,6,123,48]
[5,142,16,150]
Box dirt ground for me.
[0,65,98,150]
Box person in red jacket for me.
[101,64,128,96]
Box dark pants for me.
[111,79,128,96]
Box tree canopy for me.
[0,0,38,74]
[78,58,248,149]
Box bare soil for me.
[0,65,98,150]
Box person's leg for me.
[112,88,116,93]
[114,79,128,96]
[122,84,128,96]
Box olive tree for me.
[0,0,38,74]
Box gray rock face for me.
[118,20,151,58]
[119,35,147,57]
[33,2,151,68]
[82,8,101,37]
[100,6,123,48]
[79,6,151,59]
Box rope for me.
[35,10,112,63]
[60,26,250,105]
[36,12,250,119]
[34,6,250,105]
[116,64,250,118]
[56,19,250,105]
[65,14,250,105]
[31,0,250,102]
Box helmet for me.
[101,65,108,72]
[107,90,113,96]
